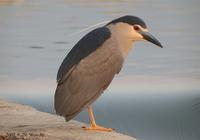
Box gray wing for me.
[55,29,124,121]
[57,27,111,84]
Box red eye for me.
[133,25,140,31]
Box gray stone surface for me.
[0,99,137,140]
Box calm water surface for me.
[0,0,200,140]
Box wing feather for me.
[57,27,111,84]
[55,28,124,121]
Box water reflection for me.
[54,41,69,44]
[29,46,45,49]
[0,0,24,5]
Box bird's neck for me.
[117,39,134,58]
[107,24,134,58]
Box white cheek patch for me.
[131,30,143,41]
[141,28,148,32]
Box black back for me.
[57,27,111,83]
[107,15,147,28]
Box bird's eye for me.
[133,25,140,31]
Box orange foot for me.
[82,125,113,132]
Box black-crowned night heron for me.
[55,15,163,131]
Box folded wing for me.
[55,27,124,121]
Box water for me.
[0,0,200,140]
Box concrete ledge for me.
[0,99,137,140]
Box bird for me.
[54,15,163,131]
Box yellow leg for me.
[82,104,113,132]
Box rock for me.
[0,99,137,140]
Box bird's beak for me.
[139,31,163,48]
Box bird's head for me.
[106,15,163,48]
